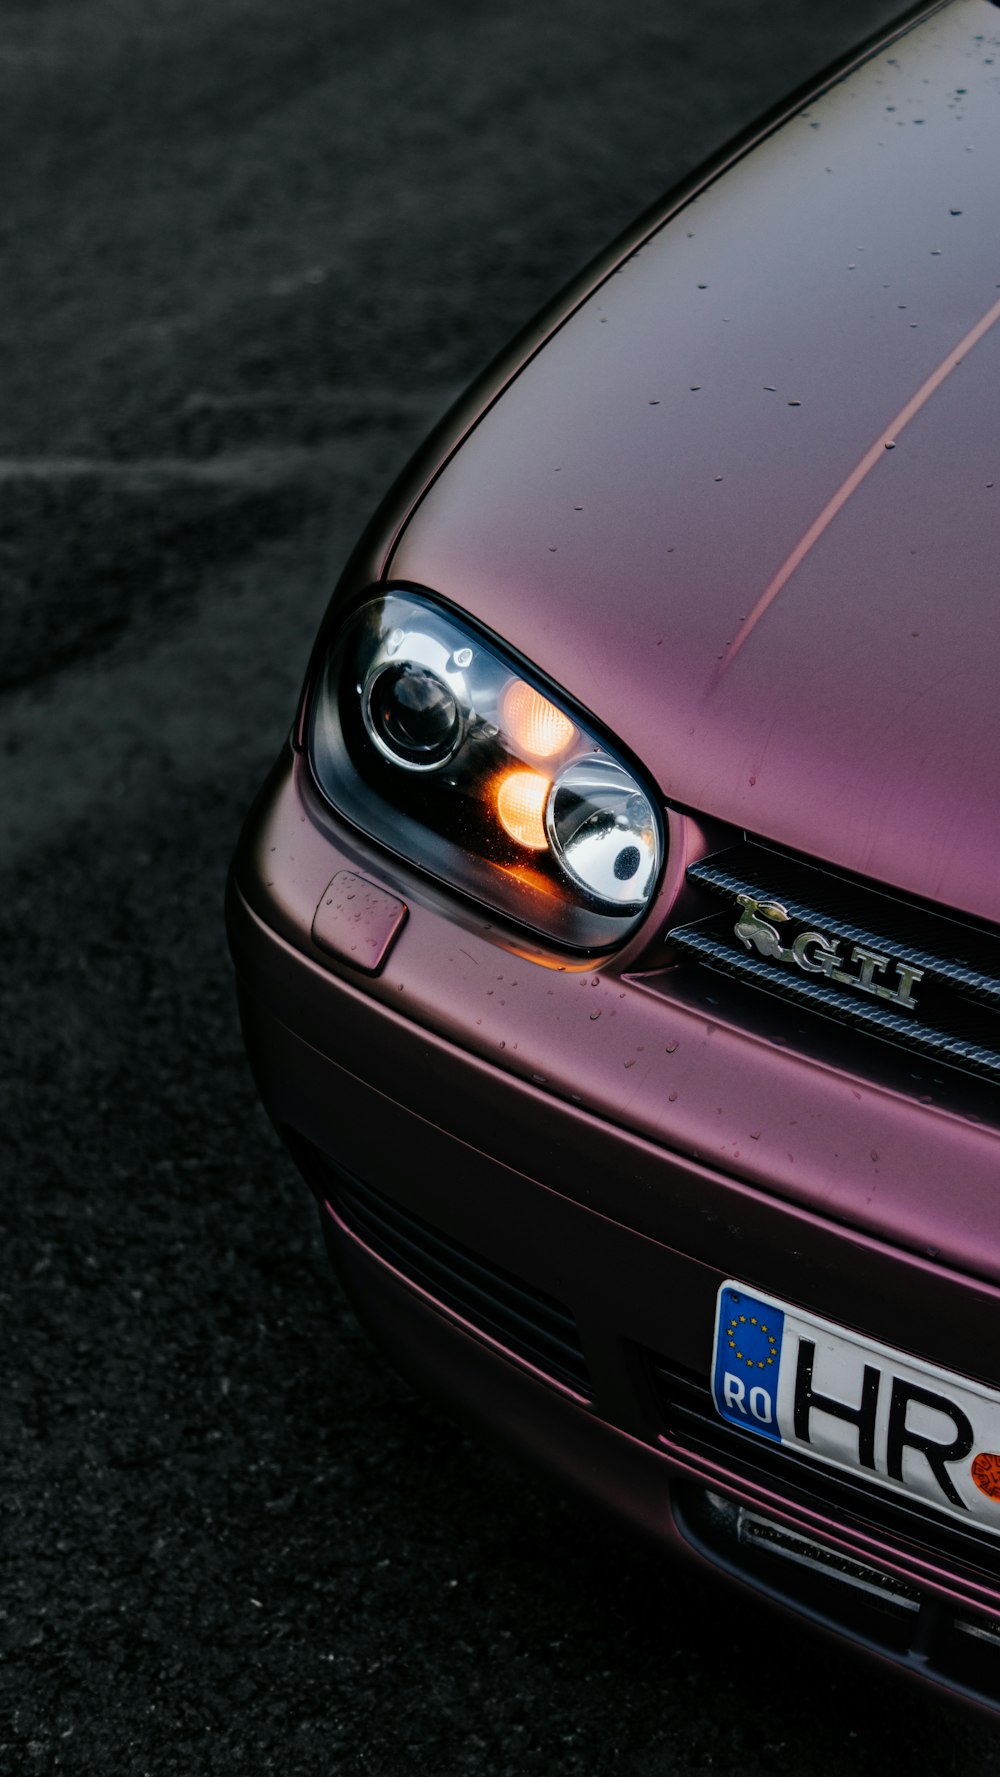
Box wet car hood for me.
[389,0,1000,925]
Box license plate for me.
[712,1281,1000,1536]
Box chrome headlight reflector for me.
[308,590,663,949]
[546,758,658,908]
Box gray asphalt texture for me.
[4,1,999,1772]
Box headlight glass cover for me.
[307,590,663,949]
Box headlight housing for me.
[307,589,663,950]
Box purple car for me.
[228,0,1000,1713]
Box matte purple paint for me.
[229,0,1000,1717]
[311,869,407,974]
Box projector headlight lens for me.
[364,662,463,769]
[307,589,663,949]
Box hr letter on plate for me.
[711,1281,1000,1536]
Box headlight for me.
[307,589,663,949]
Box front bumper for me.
[228,746,1000,1713]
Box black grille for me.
[325,1168,591,1399]
[667,840,1000,1084]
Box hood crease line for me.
[715,287,1000,683]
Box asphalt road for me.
[4,2,1000,1772]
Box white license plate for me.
[712,1281,1000,1536]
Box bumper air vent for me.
[289,1133,591,1399]
[676,1486,1000,1714]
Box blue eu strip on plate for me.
[712,1285,786,1443]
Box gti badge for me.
[734,894,924,1013]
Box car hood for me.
[388,0,1000,924]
